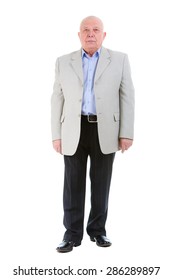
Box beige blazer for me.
[51,47,135,155]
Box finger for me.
[121,145,125,153]
[58,146,62,154]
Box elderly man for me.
[51,16,135,253]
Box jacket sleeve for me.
[119,54,135,139]
[51,58,64,140]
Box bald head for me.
[78,16,106,56]
[80,16,104,31]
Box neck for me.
[83,48,99,57]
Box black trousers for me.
[63,116,115,243]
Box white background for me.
[0,0,173,279]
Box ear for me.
[103,32,106,40]
[78,32,80,39]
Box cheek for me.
[81,35,87,42]
[96,37,102,44]
[99,36,104,43]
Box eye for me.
[93,28,100,33]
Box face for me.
[78,17,106,56]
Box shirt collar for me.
[82,48,101,58]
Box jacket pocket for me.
[113,112,120,122]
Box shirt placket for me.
[87,58,93,113]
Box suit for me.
[51,47,135,155]
[51,46,135,243]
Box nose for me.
[87,30,94,37]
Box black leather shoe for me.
[56,240,81,253]
[90,235,112,247]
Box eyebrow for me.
[82,26,101,29]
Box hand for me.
[119,138,133,153]
[52,139,62,154]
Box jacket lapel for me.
[70,47,111,84]
[95,47,111,82]
[70,50,83,84]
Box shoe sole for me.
[56,247,73,253]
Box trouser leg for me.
[86,126,115,237]
[63,145,88,243]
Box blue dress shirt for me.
[81,48,101,115]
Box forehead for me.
[81,19,103,29]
